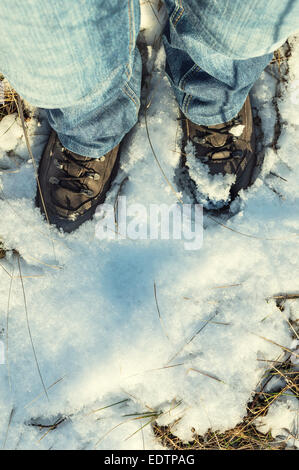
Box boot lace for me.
[50,145,102,198]
[189,117,244,161]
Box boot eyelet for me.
[100,156,106,162]
[67,212,79,221]
[198,155,210,163]
[233,150,243,158]
[80,189,94,197]
[54,159,63,169]
[86,172,100,181]
[193,136,206,144]
[49,176,59,184]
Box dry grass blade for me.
[0,185,58,246]
[124,416,157,442]
[95,400,182,448]
[17,254,49,401]
[270,171,288,182]
[270,293,299,301]
[154,281,170,340]
[38,417,67,442]
[154,376,291,450]
[15,96,57,264]
[206,214,299,241]
[24,377,65,409]
[0,78,18,121]
[251,332,299,358]
[140,421,146,450]
[94,418,132,448]
[0,169,20,175]
[13,274,45,279]
[124,362,184,379]
[22,254,62,271]
[123,411,161,418]
[187,368,225,384]
[2,407,15,450]
[278,309,299,340]
[144,0,163,26]
[88,398,130,416]
[6,260,15,392]
[232,387,290,442]
[212,283,242,289]
[167,310,219,364]
[114,176,129,228]
[0,243,6,259]
[0,262,12,277]
[0,114,18,138]
[124,400,182,442]
[145,94,183,204]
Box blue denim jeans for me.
[0,1,298,157]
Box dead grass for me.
[270,43,292,77]
[153,421,284,450]
[154,369,298,450]
[153,331,299,450]
[0,243,6,259]
[0,75,18,121]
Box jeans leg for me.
[0,0,141,157]
[163,0,299,125]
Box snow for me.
[256,392,299,448]
[185,141,236,208]
[0,2,298,450]
[229,124,245,137]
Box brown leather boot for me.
[181,96,256,206]
[36,131,120,232]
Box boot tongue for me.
[211,150,231,160]
[209,133,227,147]
[68,150,90,162]
[206,120,233,147]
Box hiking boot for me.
[181,95,256,207]
[36,131,120,232]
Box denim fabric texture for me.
[0,0,142,157]
[163,0,299,124]
[0,1,298,156]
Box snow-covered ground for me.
[0,2,298,450]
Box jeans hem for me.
[57,130,129,159]
[182,100,245,126]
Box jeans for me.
[0,1,298,158]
